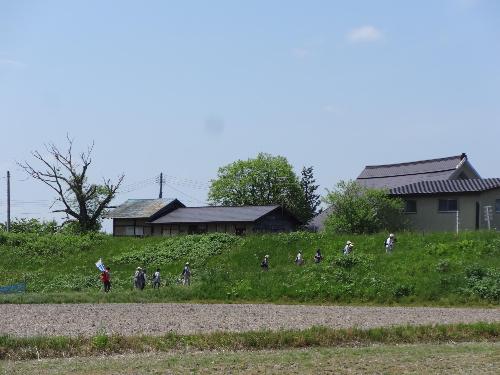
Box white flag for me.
[95,258,105,272]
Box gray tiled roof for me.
[105,199,175,219]
[151,205,281,224]
[390,178,500,195]
[357,155,465,190]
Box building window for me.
[438,199,458,212]
[404,200,417,213]
[496,199,500,213]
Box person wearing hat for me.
[314,249,323,264]
[182,262,191,286]
[261,255,269,271]
[133,267,146,290]
[295,251,304,266]
[343,241,354,255]
[385,233,397,254]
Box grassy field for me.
[0,231,499,305]
[2,343,499,374]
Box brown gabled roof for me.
[390,178,500,196]
[356,153,479,190]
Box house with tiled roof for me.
[106,199,301,236]
[366,153,500,231]
[311,153,500,232]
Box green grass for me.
[0,323,498,361]
[3,343,499,375]
[0,231,499,305]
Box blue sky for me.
[0,0,499,228]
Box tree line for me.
[10,139,404,234]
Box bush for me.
[393,284,415,298]
[0,218,58,235]
[462,266,500,302]
[436,259,451,273]
[0,232,106,257]
[113,233,241,267]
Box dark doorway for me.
[475,202,480,230]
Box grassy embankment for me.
[0,322,498,361]
[0,231,499,305]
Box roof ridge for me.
[357,168,457,180]
[365,155,462,169]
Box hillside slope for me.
[0,231,498,305]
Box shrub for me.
[393,284,414,298]
[436,259,451,273]
[112,233,241,267]
[462,266,500,302]
[0,232,106,257]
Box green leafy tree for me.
[300,166,321,222]
[208,153,307,221]
[324,180,405,234]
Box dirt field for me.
[1,303,498,337]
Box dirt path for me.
[1,303,498,337]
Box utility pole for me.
[159,172,163,199]
[6,171,11,232]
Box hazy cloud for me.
[347,26,383,43]
[204,115,225,136]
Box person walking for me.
[152,268,161,289]
[314,249,323,264]
[295,251,304,266]
[182,262,191,286]
[100,266,111,293]
[261,255,269,271]
[385,233,397,254]
[343,241,354,255]
[134,267,146,290]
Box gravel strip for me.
[0,304,498,337]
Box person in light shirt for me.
[385,233,397,254]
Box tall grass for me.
[0,322,498,360]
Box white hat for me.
[185,262,189,265]
[390,233,394,237]
[265,255,269,258]
[346,241,352,245]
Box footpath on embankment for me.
[1,303,498,337]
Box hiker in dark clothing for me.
[134,267,146,290]
[261,255,269,271]
[314,249,323,264]
[182,263,191,286]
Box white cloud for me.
[347,26,383,43]
[291,47,310,59]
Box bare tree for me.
[19,137,124,232]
